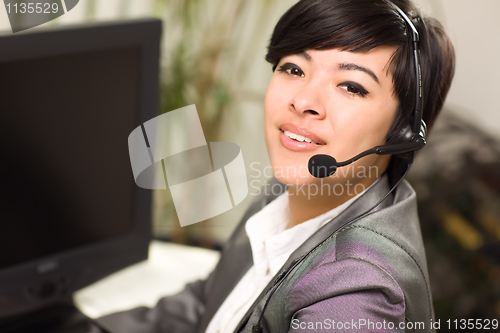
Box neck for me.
[286,176,378,229]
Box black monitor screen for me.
[0,46,140,270]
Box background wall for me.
[415,0,500,137]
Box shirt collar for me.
[245,178,380,278]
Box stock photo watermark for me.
[128,105,248,227]
[290,318,499,331]
[3,0,80,33]
[248,162,380,199]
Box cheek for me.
[263,78,287,136]
[263,79,279,153]
[264,78,284,116]
[331,98,398,154]
[368,95,398,134]
[376,95,399,138]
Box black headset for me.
[252,1,425,332]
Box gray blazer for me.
[93,175,434,333]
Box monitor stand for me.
[0,300,90,333]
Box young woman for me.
[92,0,454,332]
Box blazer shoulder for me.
[335,180,425,268]
[328,182,434,326]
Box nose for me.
[289,78,327,119]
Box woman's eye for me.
[277,63,304,77]
[338,81,369,97]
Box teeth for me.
[284,130,313,143]
[287,131,297,139]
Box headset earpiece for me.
[396,124,414,143]
[396,119,427,143]
[393,120,427,159]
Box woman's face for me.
[264,47,399,189]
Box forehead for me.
[300,47,396,71]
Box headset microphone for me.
[308,136,426,178]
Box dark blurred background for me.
[408,111,500,325]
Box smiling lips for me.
[283,130,314,143]
[279,123,325,152]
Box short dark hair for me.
[265,0,455,181]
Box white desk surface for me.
[73,241,220,319]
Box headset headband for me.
[385,0,425,144]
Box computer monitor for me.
[0,18,161,331]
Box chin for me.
[269,156,319,186]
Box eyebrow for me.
[339,63,380,84]
[296,51,380,84]
[298,51,311,61]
